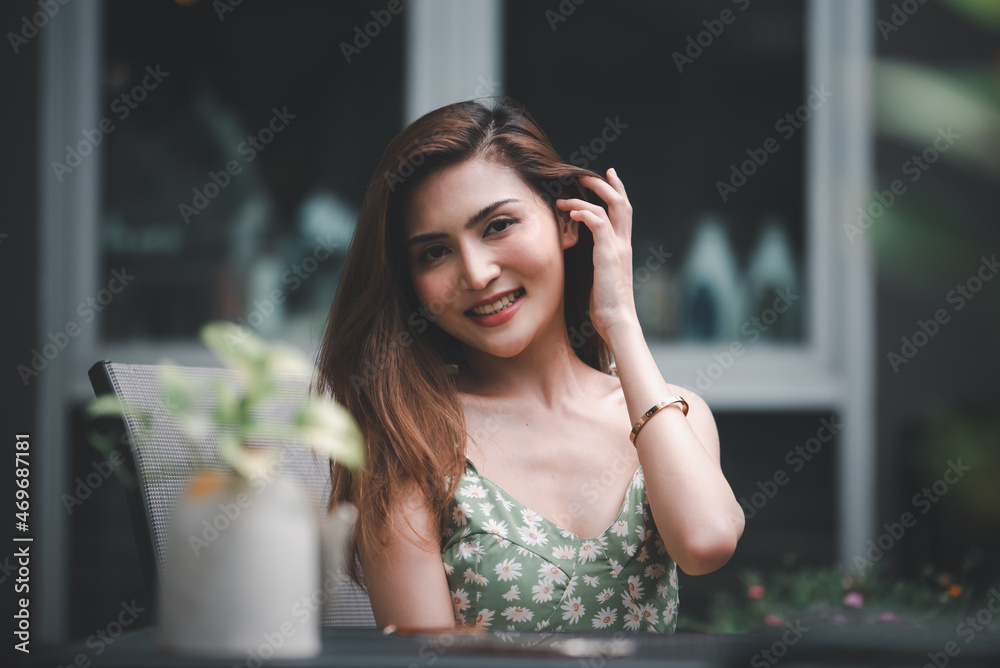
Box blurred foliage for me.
[912,409,1000,535]
[680,561,984,634]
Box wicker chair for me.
[87,360,376,627]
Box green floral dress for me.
[441,458,679,633]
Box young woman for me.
[315,97,744,633]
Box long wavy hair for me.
[313,97,613,591]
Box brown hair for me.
[313,97,612,591]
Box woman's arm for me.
[607,321,745,575]
[556,169,744,576]
[360,483,459,629]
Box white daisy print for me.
[564,575,578,597]
[561,597,585,624]
[451,589,470,613]
[482,518,509,539]
[578,540,600,563]
[655,536,667,555]
[443,562,454,575]
[627,575,645,601]
[632,471,645,489]
[531,582,554,603]
[621,591,639,612]
[583,574,600,587]
[656,583,668,598]
[474,572,489,586]
[518,525,548,547]
[537,562,567,585]
[535,619,549,630]
[501,584,520,601]
[463,567,478,583]
[664,599,677,624]
[495,491,514,511]
[645,563,666,579]
[474,609,494,629]
[515,545,538,559]
[621,541,637,557]
[460,483,487,499]
[456,540,485,562]
[592,607,617,629]
[501,606,534,622]
[635,525,652,541]
[479,501,495,515]
[611,520,630,537]
[495,558,522,582]
[551,545,576,561]
[520,509,542,527]
[639,602,659,625]
[624,609,642,631]
[560,528,575,539]
[637,547,649,563]
[596,587,614,603]
[452,502,473,526]
[669,566,678,590]
[609,559,622,578]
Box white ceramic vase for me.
[156,469,321,659]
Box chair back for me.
[88,360,376,627]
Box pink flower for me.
[764,615,783,627]
[831,614,846,623]
[842,592,864,608]
[748,585,766,600]
[878,611,904,626]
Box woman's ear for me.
[556,206,579,249]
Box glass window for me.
[506,0,806,343]
[99,0,405,343]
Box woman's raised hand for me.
[555,168,639,342]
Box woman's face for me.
[403,157,579,359]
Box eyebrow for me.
[406,198,518,248]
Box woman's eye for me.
[418,245,448,263]
[485,217,517,235]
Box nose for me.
[457,243,500,292]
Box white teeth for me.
[470,289,522,316]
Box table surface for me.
[27,622,1000,668]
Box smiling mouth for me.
[466,288,526,316]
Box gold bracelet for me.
[629,396,689,446]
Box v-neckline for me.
[463,457,642,541]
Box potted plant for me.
[87,321,365,659]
